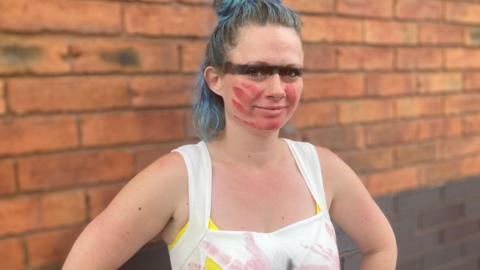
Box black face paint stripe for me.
[222,62,304,77]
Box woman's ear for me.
[204,66,223,96]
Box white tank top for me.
[169,139,340,269]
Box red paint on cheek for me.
[233,86,252,104]
[285,85,298,103]
[240,82,262,99]
[232,99,248,114]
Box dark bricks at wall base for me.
[336,176,480,270]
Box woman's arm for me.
[63,152,188,270]
[317,147,397,270]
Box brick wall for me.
[340,176,480,270]
[1,0,480,269]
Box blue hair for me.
[193,0,302,140]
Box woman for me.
[63,0,397,269]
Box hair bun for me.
[213,0,242,18]
[213,0,283,18]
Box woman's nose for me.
[265,74,286,100]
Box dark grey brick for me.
[466,198,480,217]
[396,187,442,217]
[443,176,480,202]
[397,231,440,260]
[120,241,171,270]
[424,244,463,269]
[433,256,480,270]
[464,236,480,257]
[441,219,480,243]
[375,195,395,220]
[335,224,358,254]
[397,257,425,270]
[341,252,362,270]
[418,203,464,229]
[391,215,416,240]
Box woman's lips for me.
[255,105,288,110]
[254,105,288,117]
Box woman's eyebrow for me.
[243,61,303,68]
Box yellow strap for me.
[168,223,188,250]
[205,256,222,270]
[208,219,220,231]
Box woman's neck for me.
[207,123,287,168]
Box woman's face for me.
[217,25,304,132]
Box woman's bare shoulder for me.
[63,150,189,269]
[313,145,364,207]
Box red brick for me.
[71,39,179,73]
[395,0,442,19]
[337,46,394,70]
[304,126,365,150]
[81,111,186,146]
[0,0,121,34]
[419,23,465,45]
[396,48,443,70]
[181,42,206,72]
[0,160,16,195]
[130,75,194,108]
[178,0,210,3]
[365,21,417,45]
[303,45,336,71]
[283,0,334,13]
[446,2,480,24]
[464,114,480,135]
[463,155,480,176]
[420,160,463,186]
[0,81,5,114]
[8,77,129,114]
[0,116,77,156]
[441,137,480,159]
[418,73,463,93]
[366,167,418,196]
[289,102,337,128]
[125,5,215,37]
[445,48,480,69]
[18,151,133,191]
[395,96,444,119]
[0,35,69,75]
[302,73,364,100]
[418,118,463,141]
[339,148,394,173]
[465,72,480,92]
[27,227,82,269]
[133,142,186,173]
[366,73,417,96]
[339,99,394,124]
[445,94,480,114]
[366,121,418,146]
[302,17,363,43]
[395,142,439,166]
[0,191,86,236]
[337,0,393,18]
[0,239,24,270]
[88,185,123,219]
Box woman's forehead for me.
[228,25,303,65]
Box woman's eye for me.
[246,68,266,78]
[281,68,302,78]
